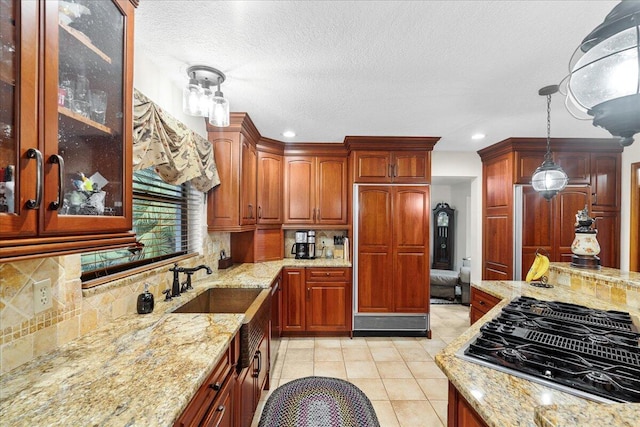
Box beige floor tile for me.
[370,346,403,362]
[429,399,448,425]
[285,347,314,362]
[280,361,313,379]
[397,346,433,362]
[416,378,448,400]
[345,360,380,378]
[287,338,315,348]
[348,378,389,401]
[371,401,400,427]
[406,361,446,379]
[343,346,373,361]
[314,338,342,348]
[382,378,426,400]
[390,337,422,348]
[314,361,347,378]
[315,347,344,361]
[341,337,369,347]
[366,337,395,347]
[391,400,443,427]
[376,361,413,379]
[270,358,284,379]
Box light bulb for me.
[209,94,229,127]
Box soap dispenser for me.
[137,283,155,314]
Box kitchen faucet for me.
[168,264,213,297]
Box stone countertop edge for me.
[434,280,640,427]
[0,259,351,426]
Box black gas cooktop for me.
[457,296,640,403]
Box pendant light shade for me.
[566,0,640,147]
[208,77,230,127]
[531,85,568,201]
[182,65,229,127]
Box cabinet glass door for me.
[0,0,17,215]
[43,0,128,232]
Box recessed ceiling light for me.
[471,133,486,140]
[282,130,296,138]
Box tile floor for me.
[251,303,471,427]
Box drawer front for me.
[306,267,351,282]
[470,288,500,316]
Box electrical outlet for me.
[33,279,52,313]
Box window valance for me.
[132,89,220,192]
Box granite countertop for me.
[0,259,351,426]
[435,280,640,427]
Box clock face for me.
[437,211,449,227]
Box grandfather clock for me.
[432,202,455,270]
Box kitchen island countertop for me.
[435,279,640,427]
[0,258,351,426]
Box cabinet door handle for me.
[49,155,65,211]
[307,287,310,300]
[214,405,226,427]
[258,205,262,218]
[248,204,253,218]
[592,192,598,205]
[394,164,398,177]
[25,149,43,209]
[313,208,316,221]
[317,208,320,221]
[209,381,222,391]
[388,164,393,177]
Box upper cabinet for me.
[345,136,439,185]
[256,139,284,225]
[0,0,137,262]
[207,113,259,232]
[283,153,348,226]
[353,151,430,183]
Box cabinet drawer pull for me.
[209,382,222,391]
[214,405,226,427]
[478,300,485,306]
[26,149,43,209]
[49,155,65,211]
[326,272,330,276]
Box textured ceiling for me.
[134,0,620,151]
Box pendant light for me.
[181,65,229,127]
[531,85,569,201]
[209,76,230,128]
[566,0,640,147]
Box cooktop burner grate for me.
[526,330,640,366]
[523,308,634,331]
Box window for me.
[80,168,202,281]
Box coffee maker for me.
[291,230,316,259]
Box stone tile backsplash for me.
[0,231,230,374]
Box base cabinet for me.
[236,334,269,427]
[448,382,488,427]
[282,267,352,336]
[175,335,238,427]
[469,287,500,325]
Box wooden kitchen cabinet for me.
[207,113,259,232]
[236,334,269,427]
[1,0,137,261]
[175,334,239,427]
[357,186,430,313]
[478,137,622,278]
[283,155,348,225]
[256,148,283,224]
[282,267,352,336]
[447,382,489,427]
[353,150,430,183]
[469,287,500,325]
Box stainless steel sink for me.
[173,287,270,369]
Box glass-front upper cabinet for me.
[0,0,137,261]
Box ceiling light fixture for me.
[565,0,640,147]
[282,130,296,138]
[471,133,486,140]
[182,65,229,127]
[531,85,568,201]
